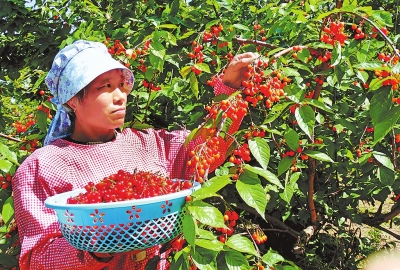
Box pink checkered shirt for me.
[13,79,239,270]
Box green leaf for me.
[0,143,18,164]
[354,62,388,70]
[302,150,335,162]
[369,10,393,27]
[170,251,190,270]
[189,72,199,99]
[277,156,295,176]
[370,87,392,125]
[263,102,291,124]
[2,196,14,225]
[158,24,179,29]
[180,65,192,78]
[197,229,216,240]
[202,175,232,190]
[243,164,283,189]
[378,166,395,186]
[0,253,18,267]
[226,234,258,256]
[150,41,166,57]
[169,0,180,17]
[179,30,196,40]
[224,250,250,270]
[284,127,299,151]
[191,246,218,270]
[373,106,400,145]
[188,201,226,228]
[183,214,196,247]
[393,63,400,74]
[262,248,285,265]
[373,151,394,171]
[296,48,311,63]
[233,24,251,31]
[0,160,13,173]
[281,67,300,77]
[307,99,333,113]
[295,105,315,140]
[331,41,342,66]
[248,137,270,170]
[35,109,47,133]
[192,175,232,200]
[194,63,211,73]
[280,172,301,204]
[237,170,267,218]
[195,239,224,252]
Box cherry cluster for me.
[251,226,268,245]
[104,38,151,72]
[187,135,224,183]
[20,139,39,153]
[66,170,193,204]
[203,24,224,42]
[11,114,36,134]
[241,61,288,108]
[186,95,249,182]
[229,143,251,165]
[0,173,12,190]
[321,21,348,45]
[142,80,161,91]
[216,210,239,243]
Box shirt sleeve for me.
[214,76,238,96]
[12,156,111,270]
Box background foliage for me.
[1,0,400,269]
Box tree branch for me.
[236,202,301,239]
[0,133,22,142]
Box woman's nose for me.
[113,87,127,103]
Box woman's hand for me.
[90,249,145,262]
[222,52,259,89]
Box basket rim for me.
[45,180,200,210]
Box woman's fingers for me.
[223,52,259,88]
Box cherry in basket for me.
[67,169,193,204]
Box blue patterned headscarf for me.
[44,40,134,145]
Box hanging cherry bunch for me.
[0,174,12,190]
[216,209,240,243]
[250,225,268,245]
[186,94,249,183]
[19,139,39,153]
[66,169,193,204]
[320,21,349,45]
[240,60,288,108]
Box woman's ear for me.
[66,97,77,112]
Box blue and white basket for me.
[44,181,200,253]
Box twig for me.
[232,37,279,50]
[0,133,22,142]
[371,224,400,240]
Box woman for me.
[12,39,257,270]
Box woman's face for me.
[71,69,131,133]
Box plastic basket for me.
[44,181,200,253]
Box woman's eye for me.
[98,83,111,89]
